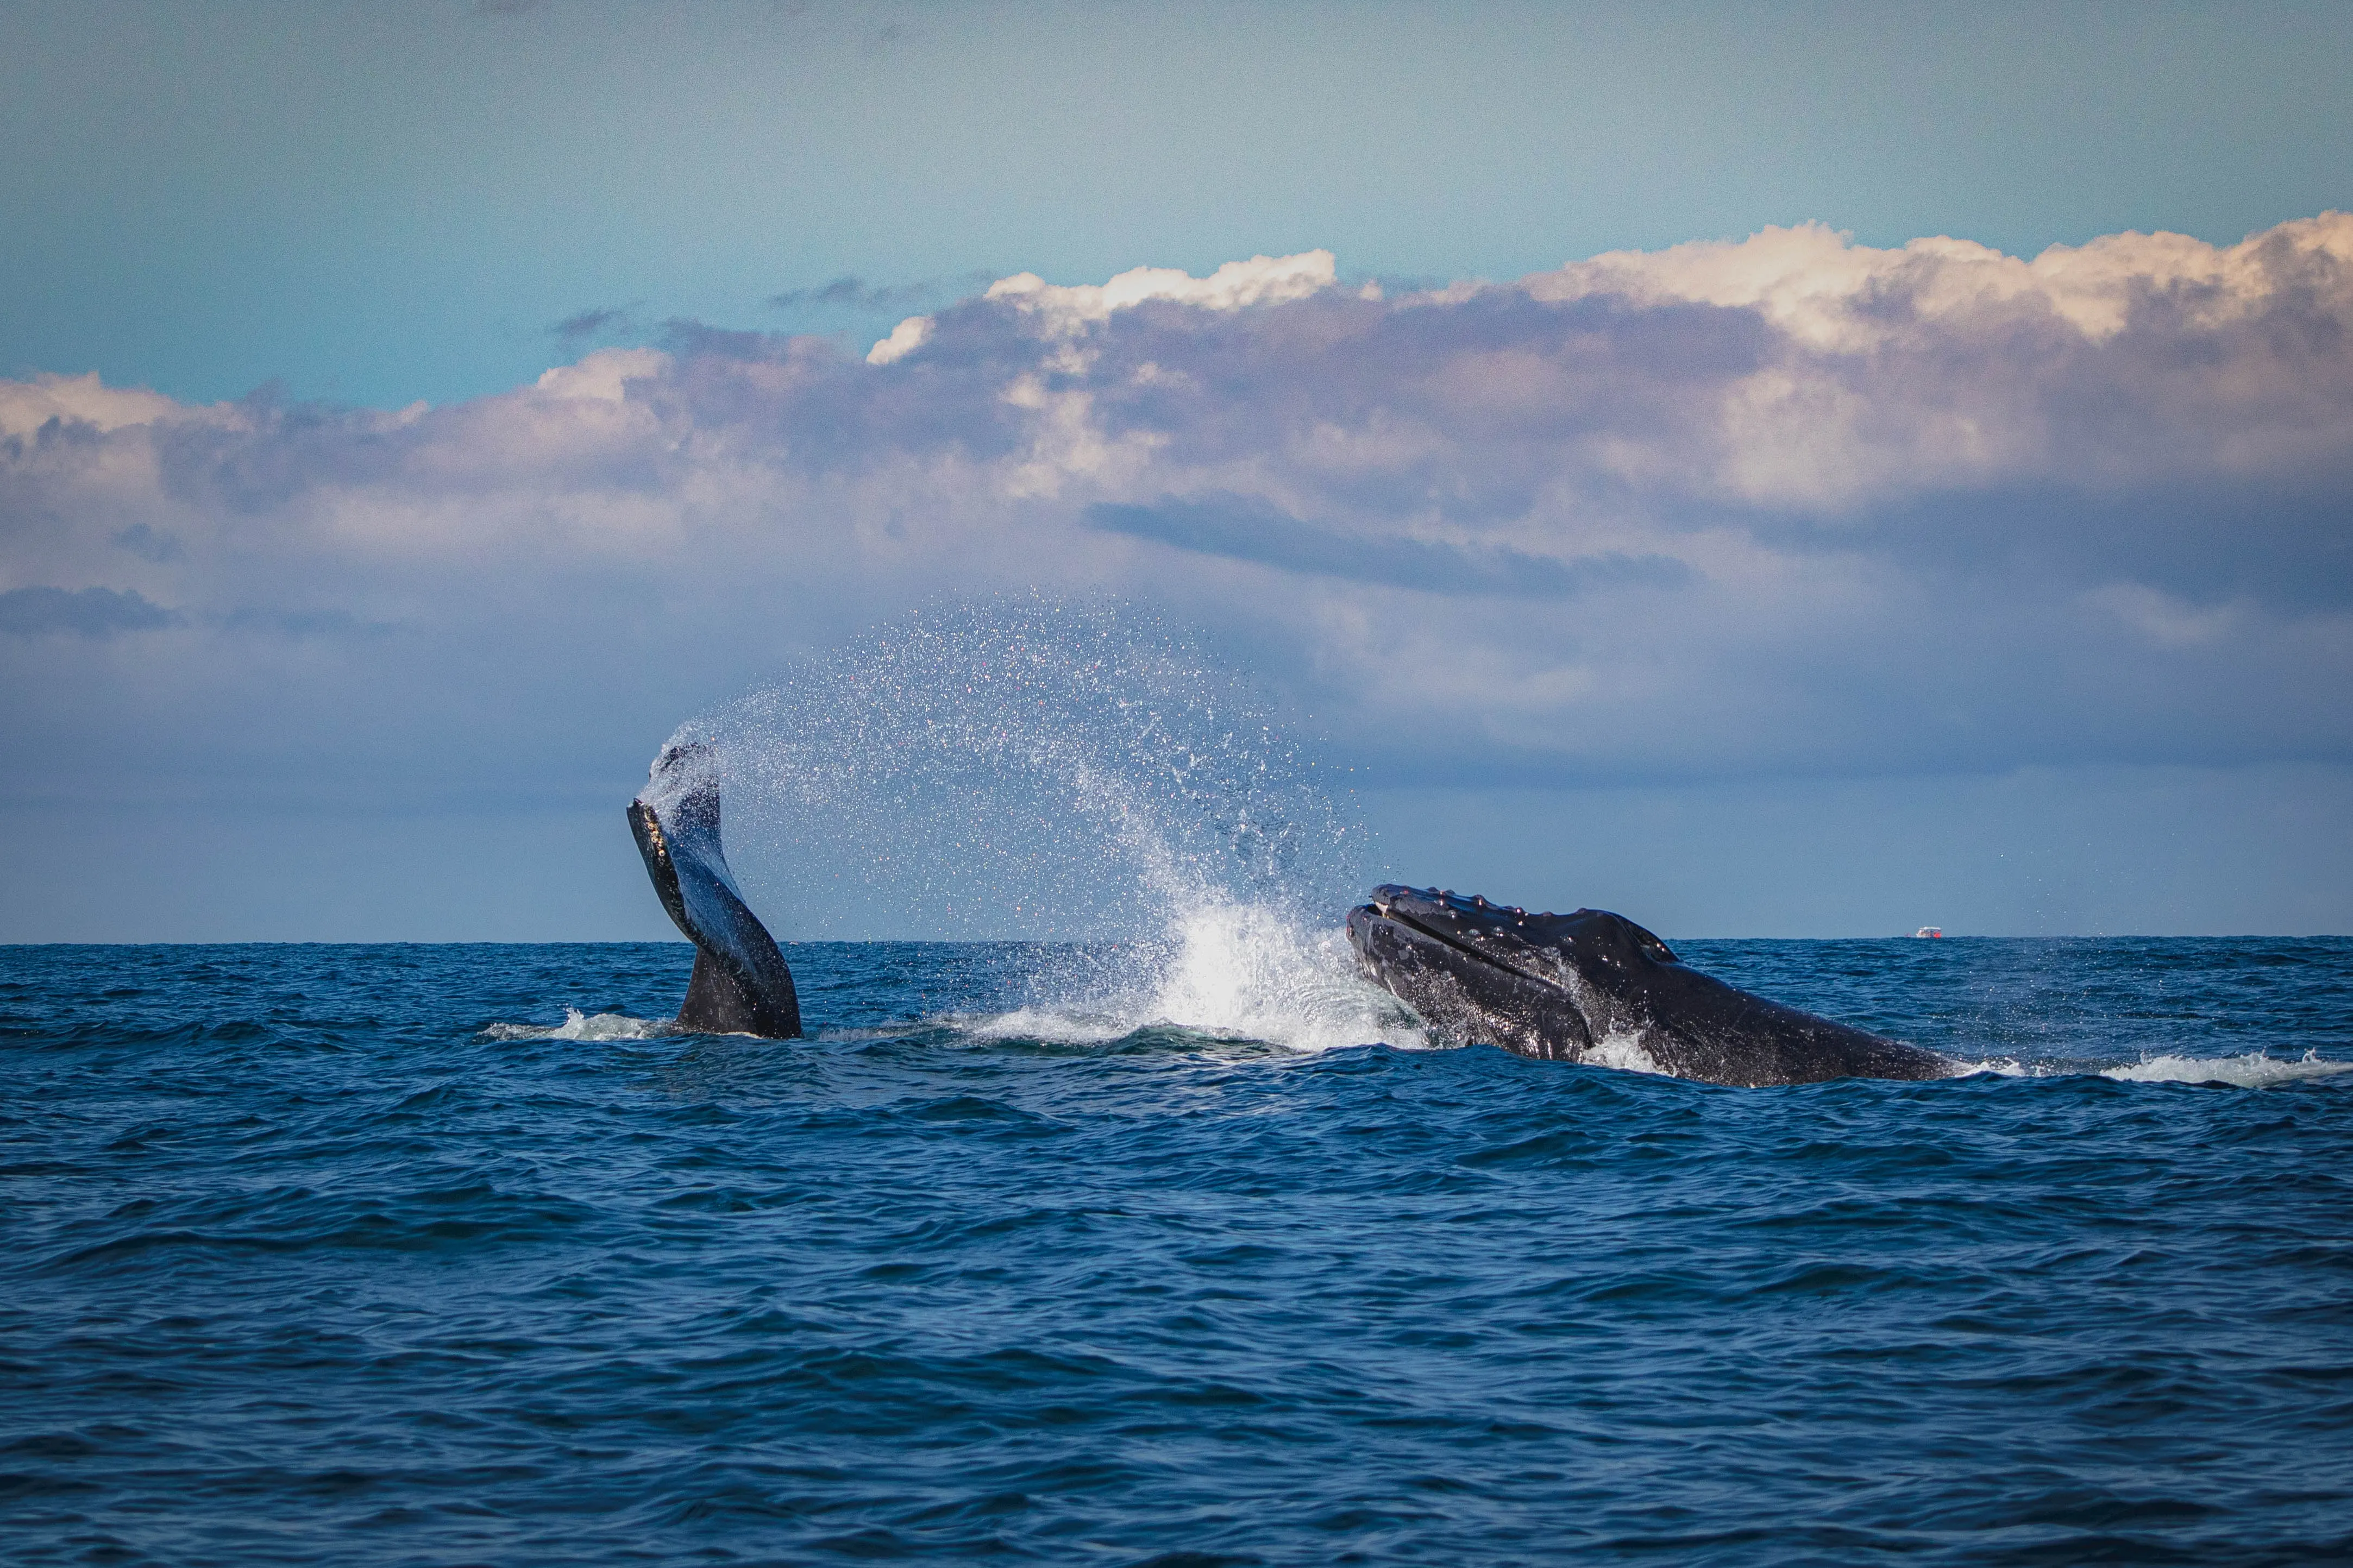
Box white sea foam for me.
[1945,1050,2353,1087]
[483,902,1418,1057]
[1580,1030,1671,1076]
[2099,1051,2353,1087]
[959,1005,1135,1047]
[481,1009,672,1043]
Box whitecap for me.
[481,1009,672,1042]
[1942,1050,2353,1087]
[2100,1051,2353,1087]
[958,1006,1132,1046]
[1942,1057,2036,1078]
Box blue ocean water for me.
[5,934,2351,1565]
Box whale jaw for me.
[628,746,802,1040]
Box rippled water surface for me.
[5,937,2351,1565]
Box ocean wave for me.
[1944,1050,2353,1087]
[9,936,2353,1566]
[481,1008,673,1042]
[2099,1050,2353,1087]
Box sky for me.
[3,0,2351,941]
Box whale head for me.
[1344,884,1681,1061]
[1346,883,1953,1085]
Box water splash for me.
[661,600,1410,1052]
[1582,1030,1671,1076]
[963,908,1429,1054]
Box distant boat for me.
[1912,927,1943,939]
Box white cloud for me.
[872,249,1339,361]
[983,249,1339,329]
[1535,213,2353,349]
[0,371,236,442]
[1519,211,2353,505]
[865,315,932,365]
[3,216,2349,817]
[532,346,669,402]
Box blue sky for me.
[9,0,2350,408]
[3,0,2351,940]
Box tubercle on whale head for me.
[1359,885,1680,967]
[1367,884,1565,926]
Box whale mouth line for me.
[1360,898,1563,994]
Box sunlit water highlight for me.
[5,935,2351,1566]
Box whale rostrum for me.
[1347,884,1950,1087]
[627,743,802,1038]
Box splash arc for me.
[627,743,802,1038]
[1347,885,1949,1087]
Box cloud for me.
[981,250,1341,330]
[552,303,643,342]
[218,606,393,640]
[0,371,216,443]
[1085,496,1691,597]
[112,523,184,563]
[1,216,2349,819]
[0,586,178,637]
[768,274,990,314]
[867,250,1341,362]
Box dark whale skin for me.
[628,745,802,1038]
[1348,885,1948,1087]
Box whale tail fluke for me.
[628,743,802,1038]
[679,947,793,1036]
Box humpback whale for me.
[627,743,802,1038]
[1347,885,1950,1086]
